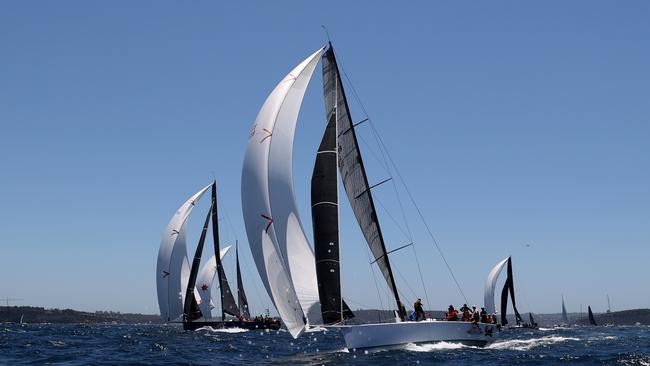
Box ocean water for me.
[1,323,649,365]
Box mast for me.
[183,200,214,322]
[236,241,250,319]
[323,44,405,320]
[211,182,239,320]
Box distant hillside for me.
[0,306,161,324]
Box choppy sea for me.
[1,323,648,365]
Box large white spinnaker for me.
[156,184,211,322]
[267,50,323,324]
[196,245,232,319]
[241,48,324,338]
[484,257,510,315]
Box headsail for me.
[183,202,213,322]
[211,183,239,319]
[156,184,211,321]
[236,242,251,319]
[241,48,324,338]
[484,257,509,315]
[196,245,232,320]
[322,45,405,319]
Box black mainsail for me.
[322,44,405,320]
[588,306,597,326]
[499,257,523,326]
[211,183,239,319]
[235,241,250,320]
[183,201,213,322]
[312,99,354,324]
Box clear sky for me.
[1,1,648,316]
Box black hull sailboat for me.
[180,182,281,331]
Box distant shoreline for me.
[2,306,649,326]
[0,306,161,324]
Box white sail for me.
[241,48,324,338]
[267,51,324,323]
[196,245,232,319]
[156,184,211,321]
[484,257,510,315]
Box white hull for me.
[341,320,498,350]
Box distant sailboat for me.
[156,182,280,331]
[242,44,498,348]
[484,257,534,328]
[561,295,570,325]
[588,306,597,326]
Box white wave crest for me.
[488,336,579,351]
[305,325,328,333]
[196,326,248,333]
[404,341,473,352]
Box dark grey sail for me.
[311,109,354,324]
[183,202,213,322]
[211,183,239,319]
[588,306,597,326]
[499,257,523,325]
[235,241,250,320]
[529,312,537,326]
[561,296,569,324]
[322,45,406,320]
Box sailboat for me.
[241,44,497,349]
[560,295,570,325]
[588,305,598,326]
[484,257,536,329]
[156,182,280,331]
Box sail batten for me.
[322,45,404,318]
[312,106,354,324]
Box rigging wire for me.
[337,61,469,304]
[223,210,269,314]
[357,131,433,310]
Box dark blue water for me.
[1,324,648,365]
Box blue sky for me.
[1,1,648,316]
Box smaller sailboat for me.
[156,182,280,331]
[588,305,598,326]
[484,257,537,329]
[558,295,570,326]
